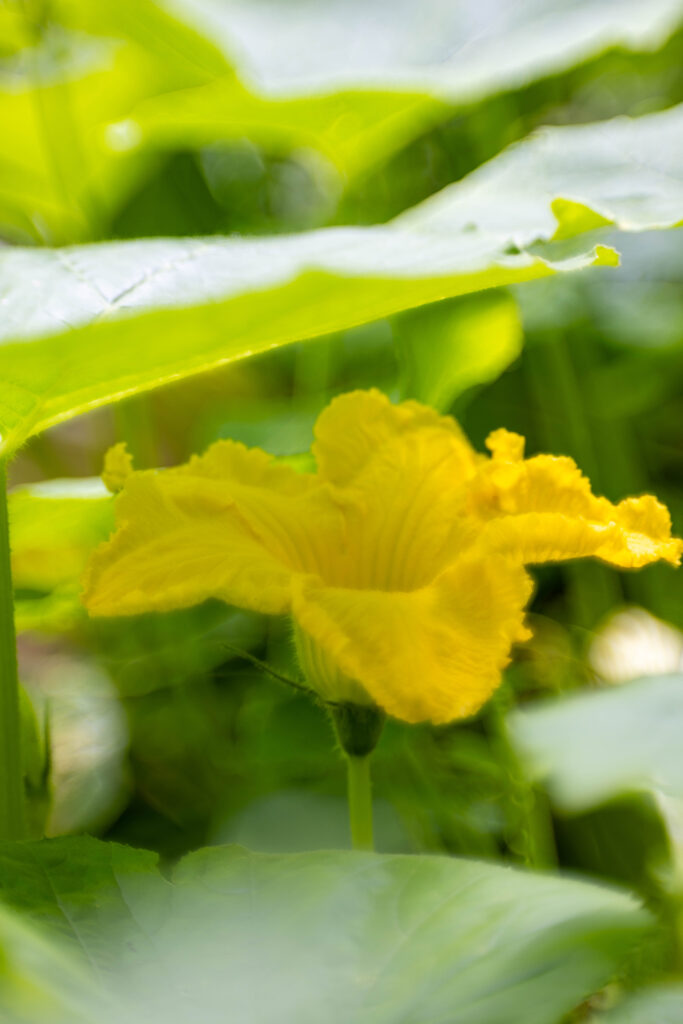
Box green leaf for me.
[123,78,448,182]
[127,0,683,178]
[403,104,683,240]
[172,0,682,98]
[593,985,683,1023]
[4,0,680,238]
[395,290,523,410]
[0,901,97,1023]
[0,837,654,1024]
[10,479,112,592]
[0,240,612,458]
[9,480,112,633]
[0,0,229,243]
[509,674,683,814]
[54,0,231,79]
[3,103,683,454]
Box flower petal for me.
[313,388,478,486]
[599,495,683,568]
[477,513,617,564]
[312,389,482,589]
[292,555,532,725]
[101,442,134,494]
[84,442,343,618]
[470,445,683,568]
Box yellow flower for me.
[83,390,682,725]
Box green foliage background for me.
[2,1,683,1021]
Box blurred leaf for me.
[54,0,230,78]
[0,0,229,243]
[3,0,681,239]
[405,105,683,241]
[0,900,97,1024]
[510,674,683,814]
[124,78,447,182]
[0,7,31,56]
[175,0,682,98]
[554,797,671,896]
[216,789,412,853]
[395,290,523,410]
[10,479,111,592]
[0,836,655,1024]
[4,104,683,453]
[9,479,112,632]
[134,0,682,179]
[519,231,683,351]
[0,837,162,952]
[593,984,683,1023]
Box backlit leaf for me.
[1,105,682,454]
[510,674,683,814]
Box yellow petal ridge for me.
[469,448,683,569]
[292,556,533,725]
[84,441,344,619]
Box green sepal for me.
[331,702,385,757]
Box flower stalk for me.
[0,459,26,840]
[331,703,384,852]
[346,754,374,851]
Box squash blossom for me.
[83,389,682,725]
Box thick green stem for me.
[346,754,374,851]
[0,461,26,840]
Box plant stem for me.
[346,754,374,851]
[0,460,26,840]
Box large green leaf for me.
[510,674,683,814]
[125,0,683,179]
[3,0,680,240]
[171,0,681,99]
[401,104,683,240]
[0,239,608,458]
[0,901,97,1024]
[0,837,654,1024]
[2,104,683,455]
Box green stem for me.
[0,461,26,840]
[346,754,374,851]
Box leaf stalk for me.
[0,460,26,839]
